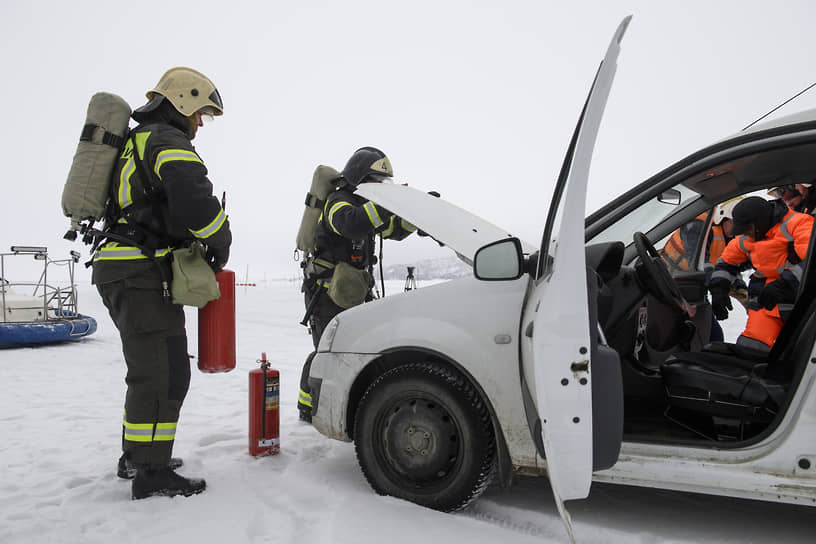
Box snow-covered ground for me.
[0,279,812,543]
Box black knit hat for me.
[730,196,772,238]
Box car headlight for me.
[317,316,340,352]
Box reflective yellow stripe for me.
[133,131,150,161]
[123,420,178,443]
[189,208,227,239]
[123,421,155,443]
[123,422,153,430]
[118,132,151,208]
[298,389,312,407]
[327,201,352,235]
[154,422,177,442]
[94,242,171,261]
[118,155,136,208]
[363,201,384,228]
[154,149,203,180]
[381,216,396,238]
[401,219,417,233]
[124,433,153,443]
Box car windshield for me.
[588,184,701,247]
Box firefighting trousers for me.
[298,284,345,413]
[739,306,785,350]
[97,271,190,468]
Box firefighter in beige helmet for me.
[93,67,231,499]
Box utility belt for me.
[108,223,172,255]
[300,255,373,325]
[89,223,173,303]
[302,255,375,284]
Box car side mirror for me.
[473,237,524,281]
[657,189,681,206]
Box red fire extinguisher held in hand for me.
[198,269,236,373]
[249,352,280,456]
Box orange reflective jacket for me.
[661,229,691,272]
[718,209,812,281]
[713,207,813,317]
[660,212,727,272]
[707,224,727,265]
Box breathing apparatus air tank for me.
[62,92,131,238]
[249,352,280,456]
[198,269,236,373]
[295,165,342,252]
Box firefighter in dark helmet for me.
[92,67,231,499]
[297,147,417,422]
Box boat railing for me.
[1,246,82,324]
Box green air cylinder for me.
[295,165,342,252]
[61,92,131,228]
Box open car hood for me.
[354,183,536,264]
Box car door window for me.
[658,211,711,273]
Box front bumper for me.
[309,351,378,441]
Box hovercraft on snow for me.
[1,245,97,349]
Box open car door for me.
[520,16,630,541]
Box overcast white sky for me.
[2,1,816,279]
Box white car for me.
[307,16,816,535]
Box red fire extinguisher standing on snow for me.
[249,352,280,456]
[198,269,236,373]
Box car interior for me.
[583,139,816,448]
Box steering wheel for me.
[632,231,687,312]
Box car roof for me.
[738,107,816,137]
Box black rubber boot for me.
[131,467,206,500]
[298,404,312,423]
[118,453,184,480]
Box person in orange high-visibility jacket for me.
[709,196,814,350]
[661,198,741,275]
[769,183,816,215]
[660,212,709,273]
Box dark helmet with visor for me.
[341,147,394,187]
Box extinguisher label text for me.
[265,377,279,410]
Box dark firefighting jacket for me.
[307,185,415,286]
[92,107,230,280]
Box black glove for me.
[709,283,732,320]
[206,245,229,272]
[428,191,441,198]
[758,279,796,310]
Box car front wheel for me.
[353,362,495,512]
